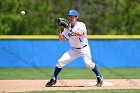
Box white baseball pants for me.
[56,45,95,69]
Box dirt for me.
[0,79,140,93]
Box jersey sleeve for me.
[78,22,87,33]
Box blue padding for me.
[0,39,140,67]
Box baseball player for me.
[46,9,103,87]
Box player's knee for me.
[86,63,95,69]
[56,59,65,68]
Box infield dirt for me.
[0,79,140,92]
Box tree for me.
[0,0,140,35]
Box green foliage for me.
[0,0,140,35]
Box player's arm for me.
[66,27,84,36]
[56,29,65,42]
[71,29,84,36]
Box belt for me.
[74,45,87,49]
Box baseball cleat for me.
[96,76,103,87]
[45,78,57,87]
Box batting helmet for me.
[67,9,78,16]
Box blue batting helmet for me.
[67,9,78,16]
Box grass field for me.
[0,67,140,93]
[20,89,140,93]
[0,67,140,79]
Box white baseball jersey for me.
[62,21,88,48]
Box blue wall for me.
[0,39,140,68]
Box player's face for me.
[68,15,78,24]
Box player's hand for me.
[56,29,61,35]
[65,27,72,32]
[56,28,65,41]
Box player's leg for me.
[45,66,61,87]
[54,49,80,78]
[82,54,102,77]
[46,49,80,86]
[82,55,103,87]
[81,47,103,87]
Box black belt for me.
[74,45,87,49]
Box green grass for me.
[17,89,140,93]
[0,67,140,79]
